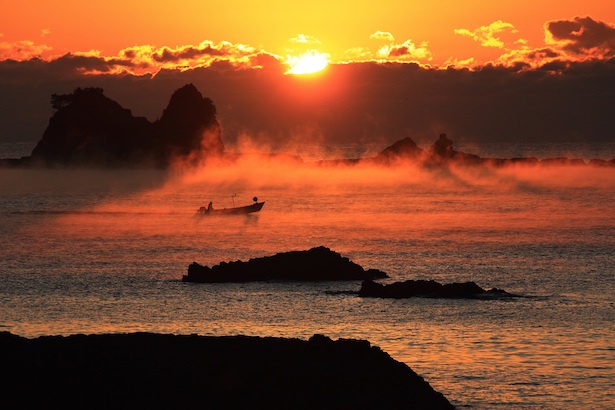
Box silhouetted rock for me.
[183,246,388,283]
[425,133,486,165]
[0,332,454,409]
[25,84,222,167]
[359,279,516,299]
[153,84,223,165]
[430,133,455,159]
[375,136,426,163]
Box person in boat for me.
[207,202,213,212]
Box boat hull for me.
[196,202,264,216]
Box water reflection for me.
[1,160,614,410]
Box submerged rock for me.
[0,332,454,409]
[359,279,516,299]
[183,246,388,283]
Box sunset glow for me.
[2,1,615,409]
[286,51,329,75]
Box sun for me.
[286,51,329,75]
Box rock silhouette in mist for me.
[359,279,516,299]
[426,133,484,165]
[183,246,388,283]
[154,83,223,163]
[373,133,614,168]
[0,332,454,409]
[3,84,613,169]
[374,136,427,163]
[27,84,223,167]
[430,133,455,159]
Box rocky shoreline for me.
[0,331,454,409]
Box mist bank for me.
[1,82,614,171]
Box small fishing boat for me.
[196,197,264,216]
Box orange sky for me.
[2,0,614,67]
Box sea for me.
[1,141,614,409]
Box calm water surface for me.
[0,152,614,409]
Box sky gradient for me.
[1,1,615,145]
[3,1,615,65]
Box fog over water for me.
[1,144,614,409]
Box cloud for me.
[494,17,615,69]
[546,16,615,59]
[370,31,395,42]
[363,32,432,62]
[0,39,53,60]
[119,41,263,73]
[0,40,281,77]
[41,53,137,76]
[343,47,373,60]
[152,44,226,63]
[383,40,432,60]
[455,20,519,48]
[290,34,321,45]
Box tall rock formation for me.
[29,84,223,167]
[153,84,223,165]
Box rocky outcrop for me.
[312,133,614,169]
[0,332,454,409]
[374,136,426,163]
[430,133,455,159]
[359,279,516,299]
[183,246,388,283]
[26,84,223,167]
[153,83,223,164]
[426,133,484,165]
[374,133,615,168]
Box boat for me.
[196,197,264,216]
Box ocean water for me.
[1,143,614,409]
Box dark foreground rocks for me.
[0,332,454,409]
[183,246,388,283]
[359,279,517,299]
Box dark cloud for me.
[525,47,562,60]
[52,53,135,73]
[152,45,225,63]
[388,46,410,57]
[547,16,615,57]
[1,53,614,146]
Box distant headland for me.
[1,84,613,168]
